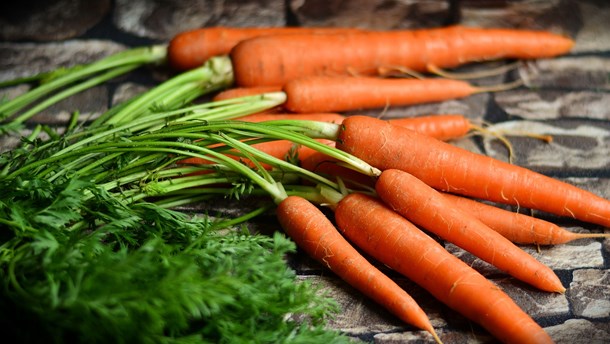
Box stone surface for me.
[113,0,286,41]
[0,0,111,41]
[289,0,451,29]
[569,269,610,318]
[545,318,610,344]
[0,40,126,81]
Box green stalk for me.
[8,64,138,126]
[0,45,167,120]
[95,56,234,127]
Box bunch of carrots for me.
[165,25,606,344]
[2,23,608,344]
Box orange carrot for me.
[335,115,610,228]
[442,192,610,245]
[231,25,574,86]
[334,193,554,344]
[282,76,478,113]
[168,26,364,71]
[276,196,441,342]
[212,86,283,101]
[375,168,564,292]
[387,114,471,141]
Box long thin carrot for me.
[168,26,364,71]
[441,192,610,245]
[230,25,574,86]
[276,195,442,343]
[334,115,610,228]
[334,193,554,344]
[375,168,564,293]
[282,76,480,113]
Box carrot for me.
[282,76,479,113]
[335,115,610,228]
[441,192,610,245]
[387,114,471,141]
[375,169,564,293]
[300,114,473,185]
[168,26,364,71]
[230,25,574,86]
[213,86,283,101]
[334,193,554,344]
[276,195,442,343]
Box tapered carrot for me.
[334,193,554,344]
[375,168,564,292]
[231,25,574,86]
[168,26,364,71]
[276,196,442,343]
[442,192,610,245]
[282,76,479,113]
[335,115,610,228]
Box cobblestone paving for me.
[1,0,609,343]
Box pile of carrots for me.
[165,25,608,344]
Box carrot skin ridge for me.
[334,193,554,344]
[335,116,610,228]
[441,192,610,245]
[231,26,574,86]
[276,196,439,339]
[375,169,564,293]
[283,76,478,113]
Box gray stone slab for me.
[0,0,111,41]
[446,240,605,278]
[482,120,610,171]
[568,269,610,318]
[289,0,450,29]
[0,40,126,81]
[545,318,610,344]
[572,0,610,52]
[518,56,610,90]
[113,0,286,41]
[493,89,610,120]
[459,0,581,35]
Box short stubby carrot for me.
[282,76,478,113]
[442,193,610,245]
[276,196,441,342]
[335,115,610,228]
[168,26,364,70]
[376,169,564,292]
[334,193,554,344]
[231,26,574,86]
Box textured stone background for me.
[0,0,609,343]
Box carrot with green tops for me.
[230,25,574,86]
[334,193,554,344]
[276,195,442,343]
[334,115,610,228]
[441,192,610,245]
[282,76,482,113]
[168,26,364,71]
[375,168,564,292]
